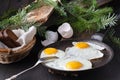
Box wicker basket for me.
[0,37,36,64]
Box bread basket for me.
[0,37,36,64]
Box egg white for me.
[65,42,104,60]
[45,57,92,71]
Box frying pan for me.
[38,39,113,76]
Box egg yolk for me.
[75,42,89,49]
[66,61,83,70]
[44,48,58,55]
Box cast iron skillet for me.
[38,39,113,76]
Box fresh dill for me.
[48,0,117,33]
[0,0,117,37]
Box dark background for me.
[0,0,120,80]
[0,0,34,20]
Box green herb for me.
[101,13,117,28]
[50,0,117,33]
[0,0,48,30]
[43,0,67,16]
[37,26,47,37]
[106,28,120,48]
[0,9,26,29]
[0,0,117,37]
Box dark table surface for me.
[0,0,120,80]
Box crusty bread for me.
[0,29,21,48]
[26,5,54,23]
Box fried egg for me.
[40,47,65,58]
[73,42,105,50]
[65,42,104,60]
[45,57,92,71]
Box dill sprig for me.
[49,0,117,33]
[0,9,27,29]
[106,28,120,48]
[0,0,117,37]
[43,0,67,16]
[0,0,47,30]
[101,13,117,28]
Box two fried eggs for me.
[40,42,104,71]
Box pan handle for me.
[91,33,104,42]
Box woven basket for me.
[0,37,36,64]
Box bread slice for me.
[0,29,21,48]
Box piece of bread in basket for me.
[0,37,36,64]
[0,27,36,64]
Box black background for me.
[0,0,120,80]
